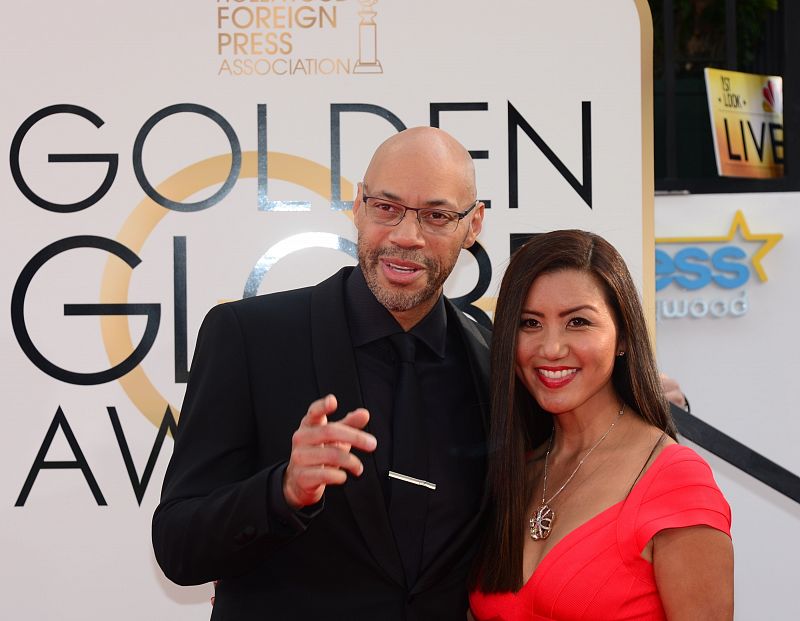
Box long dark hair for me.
[473,229,677,593]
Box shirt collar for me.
[345,266,447,359]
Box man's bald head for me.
[353,126,484,329]
[363,127,477,200]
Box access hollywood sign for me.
[655,210,781,320]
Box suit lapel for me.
[310,268,405,587]
[452,307,491,422]
[413,302,492,594]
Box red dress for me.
[469,444,731,621]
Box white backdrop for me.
[2,1,791,619]
[655,191,799,619]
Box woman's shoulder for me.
[616,439,732,582]
[646,442,716,482]
[628,442,732,543]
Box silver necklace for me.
[529,404,625,541]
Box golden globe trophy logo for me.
[216,0,384,77]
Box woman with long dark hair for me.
[470,230,733,620]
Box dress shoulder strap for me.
[626,432,667,497]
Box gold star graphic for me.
[656,210,782,282]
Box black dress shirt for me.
[268,268,486,573]
[344,268,486,574]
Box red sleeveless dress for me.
[469,444,731,621]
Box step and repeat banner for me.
[8,1,779,619]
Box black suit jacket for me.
[152,267,491,620]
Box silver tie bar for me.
[388,470,437,490]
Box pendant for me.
[529,504,555,540]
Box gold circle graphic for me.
[100,152,354,427]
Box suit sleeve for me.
[152,302,309,585]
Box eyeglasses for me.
[360,186,477,235]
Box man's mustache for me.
[369,246,436,270]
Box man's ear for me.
[353,182,364,217]
[462,201,485,248]
[352,182,366,227]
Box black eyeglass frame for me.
[360,184,478,233]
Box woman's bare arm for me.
[653,525,734,620]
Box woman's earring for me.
[617,351,625,357]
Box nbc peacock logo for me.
[761,78,782,114]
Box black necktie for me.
[388,332,430,587]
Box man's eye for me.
[421,210,456,224]
[375,202,400,213]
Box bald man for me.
[153,128,490,620]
